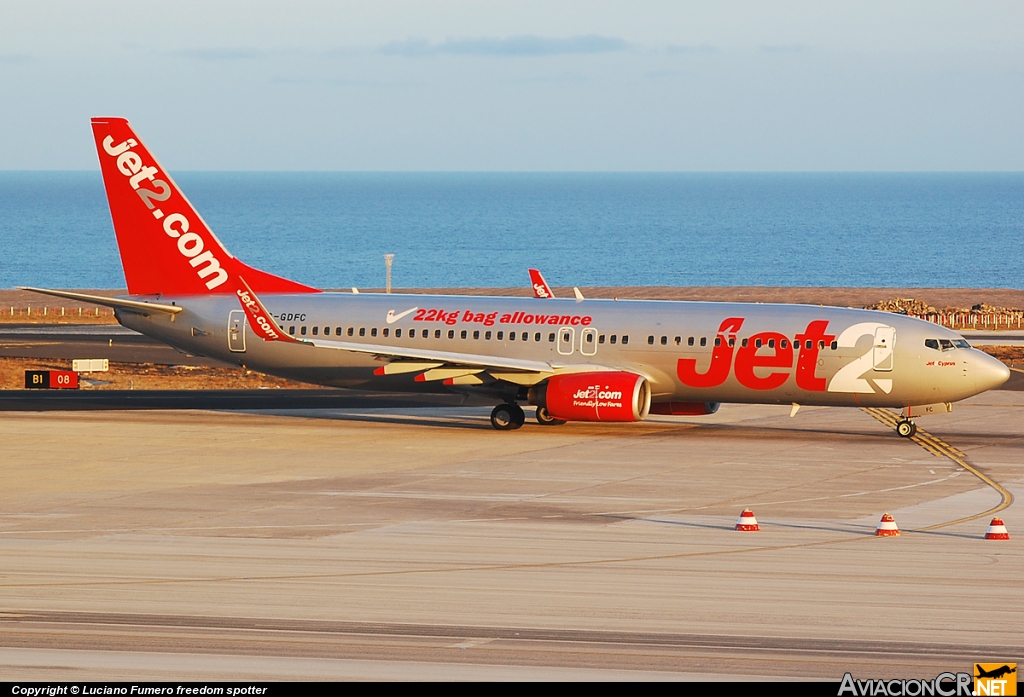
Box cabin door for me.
[873,326,895,371]
[228,311,246,352]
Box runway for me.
[1,393,1021,680]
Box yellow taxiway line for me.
[861,407,1014,530]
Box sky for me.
[1,1,1023,171]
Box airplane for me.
[976,666,1016,680]
[22,117,1011,433]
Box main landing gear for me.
[490,402,526,430]
[896,419,917,438]
[490,403,567,430]
[535,406,567,426]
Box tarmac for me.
[1,392,1021,680]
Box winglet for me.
[529,269,555,299]
[235,276,303,343]
[573,287,585,302]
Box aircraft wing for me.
[302,336,555,373]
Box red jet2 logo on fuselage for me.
[677,317,888,393]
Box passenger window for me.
[448,330,454,339]
[728,338,735,347]
[780,339,787,349]
[435,329,441,339]
[497,331,504,340]
[473,330,480,339]
[755,338,762,348]
[461,330,467,339]
[767,339,773,348]
[336,327,342,336]
[324,326,329,335]
[535,332,541,342]
[510,332,516,341]
[312,326,318,335]
[301,326,307,335]
[548,333,555,342]
[289,326,295,335]
[688,337,695,346]
[818,340,825,349]
[599,334,605,344]
[661,336,667,345]
[622,336,629,345]
[348,327,354,336]
[485,331,491,340]
[925,339,939,350]
[648,335,655,345]
[383,328,389,337]
[610,335,617,344]
[740,338,747,348]
[396,328,402,338]
[370,327,376,337]
[805,340,812,350]
[830,340,837,350]
[674,336,681,345]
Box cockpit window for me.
[926,338,964,351]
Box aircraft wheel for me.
[896,420,917,438]
[491,403,525,430]
[535,407,567,426]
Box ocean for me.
[1,172,1021,290]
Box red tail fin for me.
[91,117,319,296]
[529,268,555,298]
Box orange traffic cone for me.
[735,509,760,531]
[985,518,1010,540]
[875,513,900,537]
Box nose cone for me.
[973,351,1011,392]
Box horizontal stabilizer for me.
[18,287,182,315]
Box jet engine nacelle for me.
[649,401,720,416]
[529,371,651,422]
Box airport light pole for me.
[384,254,394,294]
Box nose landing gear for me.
[896,419,917,438]
[490,402,526,430]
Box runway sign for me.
[73,358,109,372]
[24,370,79,389]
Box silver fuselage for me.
[116,292,1010,408]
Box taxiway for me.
[0,392,1021,680]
